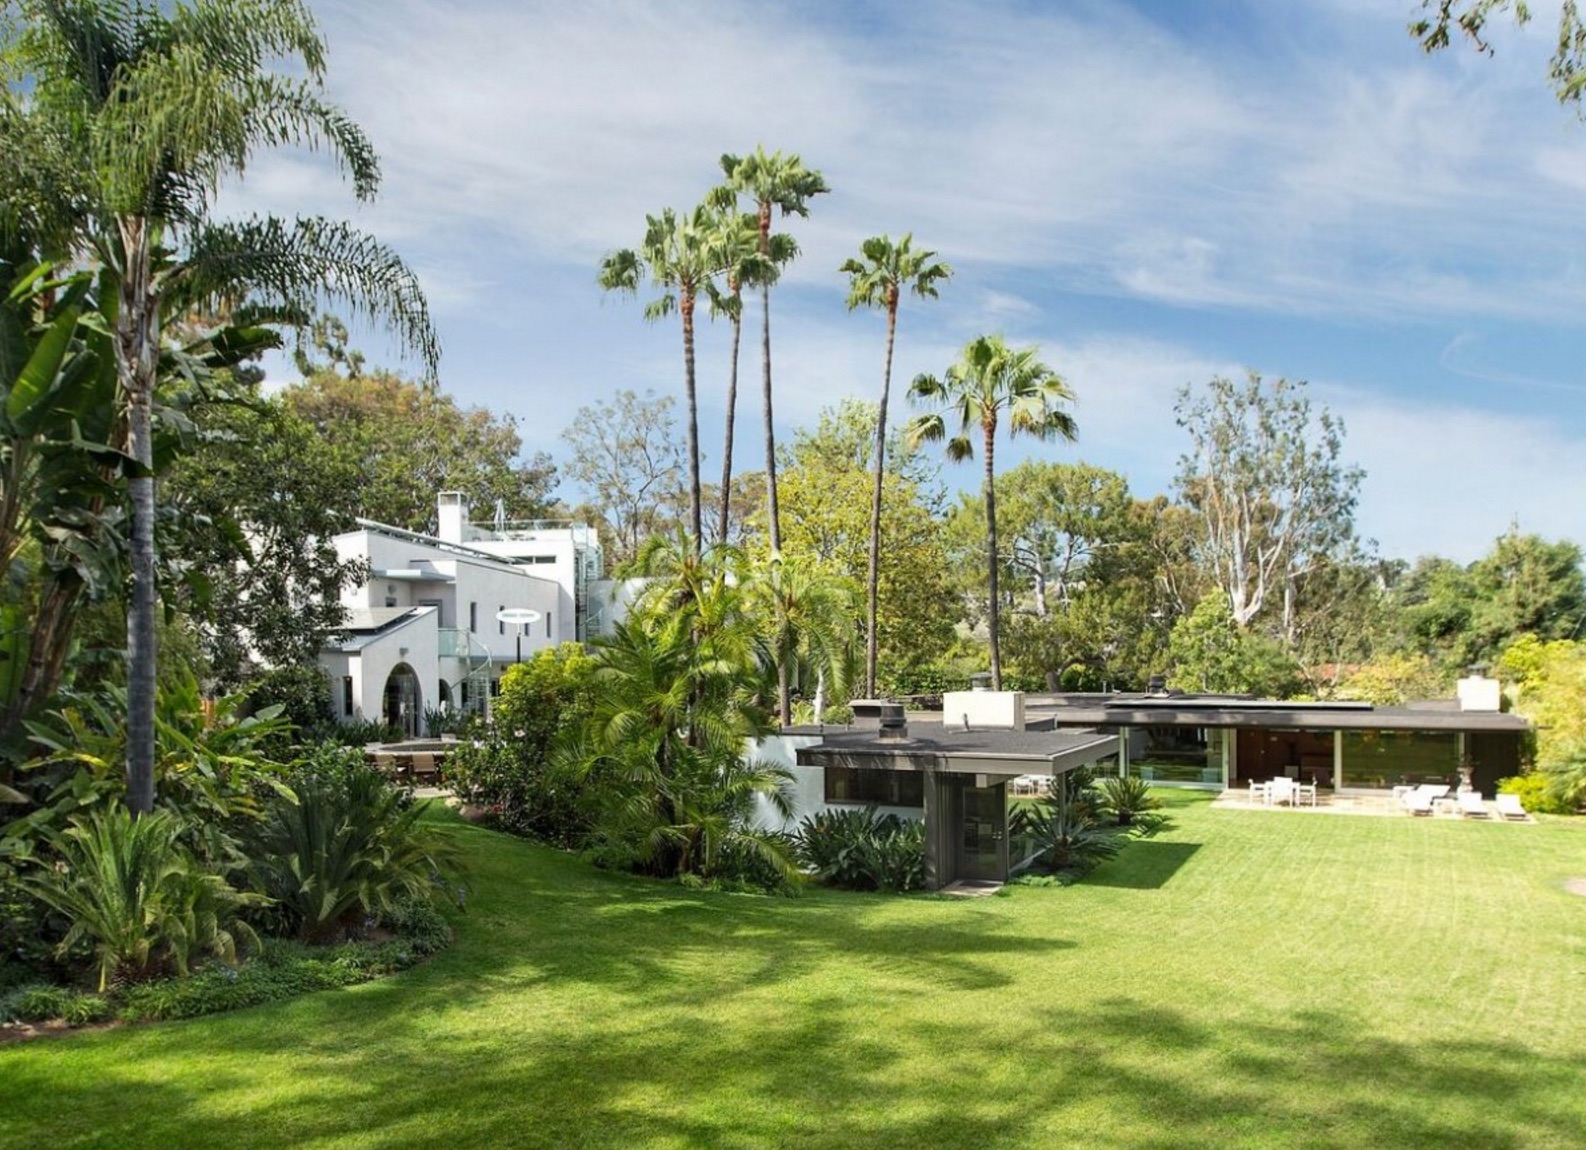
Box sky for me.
[231,0,1586,563]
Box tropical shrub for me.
[443,644,599,846]
[1010,799,1121,880]
[0,982,113,1026]
[561,555,798,887]
[1497,772,1574,815]
[20,806,261,990]
[795,807,927,891]
[242,663,335,748]
[245,748,463,943]
[1098,776,1163,827]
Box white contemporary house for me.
[318,493,621,734]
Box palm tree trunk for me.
[680,289,702,554]
[760,279,780,552]
[118,217,159,815]
[865,295,899,698]
[717,306,742,544]
[983,420,1001,691]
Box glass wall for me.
[824,767,925,807]
[1126,726,1226,786]
[1339,730,1458,790]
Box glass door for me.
[960,784,1005,882]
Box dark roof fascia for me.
[1037,706,1529,733]
[795,732,1117,777]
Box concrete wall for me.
[942,691,1025,729]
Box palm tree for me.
[906,335,1077,690]
[599,200,724,552]
[8,0,437,814]
[840,234,951,698]
[700,196,780,545]
[720,146,829,553]
[750,555,855,728]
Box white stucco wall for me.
[346,609,439,730]
[749,735,924,833]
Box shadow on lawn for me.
[1086,840,1202,889]
[7,989,1583,1150]
[5,819,1583,1149]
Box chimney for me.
[437,491,466,543]
[877,701,908,741]
[1457,666,1501,713]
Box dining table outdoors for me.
[1248,778,1319,807]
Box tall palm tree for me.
[720,146,829,553]
[7,0,437,814]
[700,195,780,545]
[906,335,1077,690]
[839,234,951,698]
[599,200,724,553]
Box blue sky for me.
[233,0,1586,563]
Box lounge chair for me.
[1457,791,1491,819]
[1494,793,1530,822]
[1401,788,1435,816]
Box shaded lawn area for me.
[3,794,1585,1150]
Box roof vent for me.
[877,702,908,741]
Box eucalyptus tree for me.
[906,335,1077,690]
[840,233,951,697]
[5,0,437,814]
[599,199,728,552]
[720,146,829,552]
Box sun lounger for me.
[1494,793,1530,822]
[1457,791,1491,818]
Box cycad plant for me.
[246,750,463,944]
[1010,797,1120,878]
[22,805,259,990]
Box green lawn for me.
[4,794,1585,1150]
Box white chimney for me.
[1457,672,1501,713]
[437,491,466,543]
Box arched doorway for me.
[383,662,422,738]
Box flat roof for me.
[792,719,1118,777]
[1026,700,1528,733]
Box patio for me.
[1210,788,1530,819]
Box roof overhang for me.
[795,731,1117,778]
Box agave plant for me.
[247,752,463,943]
[1010,799,1121,878]
[1098,776,1163,828]
[22,806,260,990]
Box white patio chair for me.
[1268,777,1296,807]
[1495,793,1530,822]
[1247,780,1270,806]
[1457,791,1492,819]
[1401,788,1434,816]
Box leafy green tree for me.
[840,233,951,697]
[1496,633,1586,807]
[1413,1,1586,105]
[1175,373,1363,638]
[1167,594,1303,698]
[6,0,436,814]
[772,404,958,682]
[907,335,1078,690]
[165,391,368,688]
[282,367,555,535]
[1336,652,1451,706]
[559,388,687,569]
[720,146,829,552]
[1467,529,1586,658]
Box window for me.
[498,605,505,636]
[342,676,354,717]
[469,601,477,632]
[823,767,924,807]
